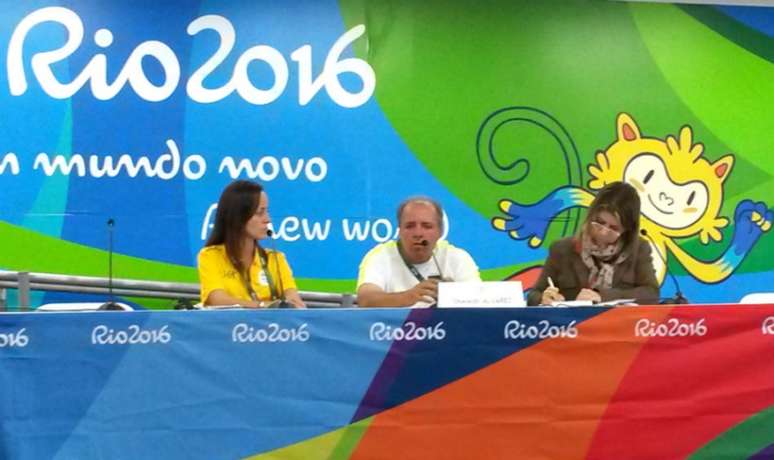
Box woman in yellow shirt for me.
[198,180,305,308]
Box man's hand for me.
[404,279,440,305]
[357,280,440,307]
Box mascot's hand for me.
[492,198,559,248]
[730,199,772,254]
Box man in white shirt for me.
[356,197,481,307]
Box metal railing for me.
[0,270,356,310]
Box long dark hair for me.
[583,181,641,255]
[206,180,264,274]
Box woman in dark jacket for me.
[528,181,659,306]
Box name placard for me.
[437,281,525,308]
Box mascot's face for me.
[589,113,733,242]
[623,154,709,230]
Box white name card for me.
[437,281,525,308]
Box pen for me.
[547,277,556,289]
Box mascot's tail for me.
[476,107,584,288]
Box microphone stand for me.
[99,218,124,311]
[420,240,445,309]
[640,229,689,305]
[424,240,446,281]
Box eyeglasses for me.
[591,221,621,238]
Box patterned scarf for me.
[579,233,628,290]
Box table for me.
[2,305,773,459]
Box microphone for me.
[98,218,124,311]
[266,229,290,308]
[640,229,688,304]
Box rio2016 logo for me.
[762,317,774,335]
[232,322,310,343]
[634,318,707,337]
[503,320,578,339]
[0,328,29,348]
[369,321,446,342]
[8,7,375,107]
[91,324,171,345]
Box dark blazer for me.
[527,237,660,306]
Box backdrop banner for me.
[0,0,772,304]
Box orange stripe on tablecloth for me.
[351,307,673,460]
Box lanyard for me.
[241,270,259,302]
[397,241,427,282]
[239,247,280,301]
[257,246,280,301]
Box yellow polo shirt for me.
[198,244,297,305]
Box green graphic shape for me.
[246,417,371,460]
[688,406,774,459]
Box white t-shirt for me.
[357,240,481,307]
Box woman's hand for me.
[288,297,306,308]
[541,287,565,305]
[284,289,307,308]
[576,288,601,303]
